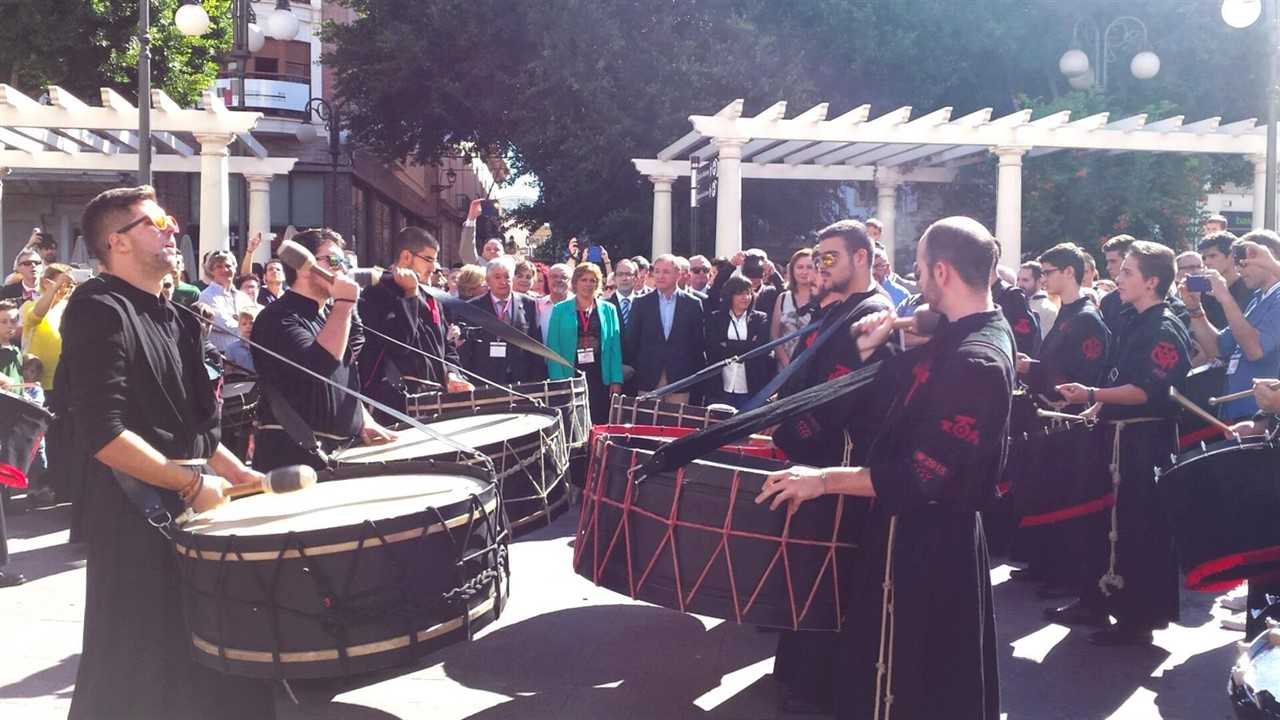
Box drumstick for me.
[1036,408,1089,423]
[1169,387,1236,437]
[225,464,318,499]
[1210,380,1280,406]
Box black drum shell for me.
[1010,424,1111,525]
[219,380,258,462]
[575,433,862,630]
[172,461,507,679]
[1158,437,1280,592]
[0,391,52,475]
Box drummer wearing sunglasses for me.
[60,185,278,718]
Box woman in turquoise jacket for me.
[546,263,623,423]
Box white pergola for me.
[0,84,297,262]
[635,99,1275,265]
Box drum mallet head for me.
[263,464,318,494]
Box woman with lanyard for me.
[546,263,622,423]
[705,273,772,410]
[771,247,816,369]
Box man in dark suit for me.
[460,256,546,385]
[623,254,706,403]
[0,247,42,302]
[359,226,474,419]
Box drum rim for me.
[171,460,499,560]
[1160,435,1275,477]
[331,406,566,465]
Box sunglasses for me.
[690,267,709,274]
[17,260,42,267]
[316,254,352,271]
[815,251,839,269]
[116,206,178,235]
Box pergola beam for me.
[0,83,260,134]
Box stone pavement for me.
[0,495,1243,719]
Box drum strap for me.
[260,384,332,466]
[1097,417,1163,597]
[109,467,201,539]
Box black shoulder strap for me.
[260,383,331,466]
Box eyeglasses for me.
[414,252,438,265]
[1176,264,1202,272]
[316,254,352,271]
[116,206,178,235]
[690,267,709,274]
[615,271,635,278]
[816,251,839,269]
[17,260,41,267]
[1042,267,1063,276]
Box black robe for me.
[993,278,1040,356]
[837,309,1013,720]
[60,275,274,719]
[1078,302,1190,629]
[771,289,893,708]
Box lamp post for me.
[1222,0,1278,230]
[1058,16,1160,91]
[139,0,300,184]
[296,97,348,228]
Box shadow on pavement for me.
[0,653,78,700]
[5,541,85,583]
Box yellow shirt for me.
[20,299,65,390]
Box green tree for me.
[0,0,232,107]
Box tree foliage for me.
[321,0,1271,257]
[0,0,232,107]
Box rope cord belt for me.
[1098,416,1163,597]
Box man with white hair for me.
[623,253,706,403]
[688,254,712,293]
[0,247,42,302]
[461,255,546,384]
[537,262,572,338]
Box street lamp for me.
[1222,0,1278,230]
[138,1,301,184]
[1058,16,1160,90]
[296,97,348,228]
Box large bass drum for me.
[172,461,508,679]
[404,375,590,452]
[1231,627,1280,719]
[608,395,736,430]
[331,408,569,534]
[1158,435,1280,592]
[575,428,859,630]
[0,391,51,476]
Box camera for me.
[1186,274,1211,293]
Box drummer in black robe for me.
[357,225,473,422]
[1011,243,1112,595]
[1055,240,1191,645]
[63,185,275,719]
[252,228,394,471]
[768,219,894,714]
[759,217,1011,720]
[991,241,1040,356]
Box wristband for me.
[1087,388,1096,405]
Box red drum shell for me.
[1158,436,1280,592]
[574,431,859,630]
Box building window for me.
[249,39,311,83]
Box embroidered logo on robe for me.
[828,364,852,380]
[792,415,817,439]
[941,414,980,445]
[1081,337,1103,360]
[912,450,949,483]
[1150,341,1179,372]
[1013,318,1032,335]
[905,360,931,404]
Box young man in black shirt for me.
[63,185,275,718]
[251,228,394,471]
[1199,231,1254,329]
[358,225,473,420]
[759,216,1013,720]
[1056,240,1191,645]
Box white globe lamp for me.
[1059,49,1090,78]
[174,3,212,37]
[1068,68,1095,90]
[295,123,319,143]
[1222,0,1263,29]
[266,7,300,41]
[1130,51,1161,80]
[247,22,267,53]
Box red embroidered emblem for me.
[1013,318,1032,335]
[940,414,980,445]
[905,361,931,404]
[912,450,948,483]
[1150,341,1179,371]
[1081,337,1103,360]
[828,364,851,380]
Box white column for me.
[245,173,274,266]
[714,137,747,258]
[993,146,1028,269]
[1253,154,1268,230]
[195,132,234,263]
[875,171,900,262]
[649,175,675,258]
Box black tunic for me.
[1079,302,1190,628]
[251,290,365,471]
[1025,296,1111,403]
[61,275,274,719]
[357,271,459,419]
[993,279,1040,356]
[838,310,1013,720]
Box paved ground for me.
[0,494,1244,720]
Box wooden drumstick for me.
[1169,387,1236,437]
[1210,380,1280,406]
[1036,408,1089,423]
[225,464,318,499]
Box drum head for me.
[223,381,255,399]
[181,473,490,537]
[333,412,558,465]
